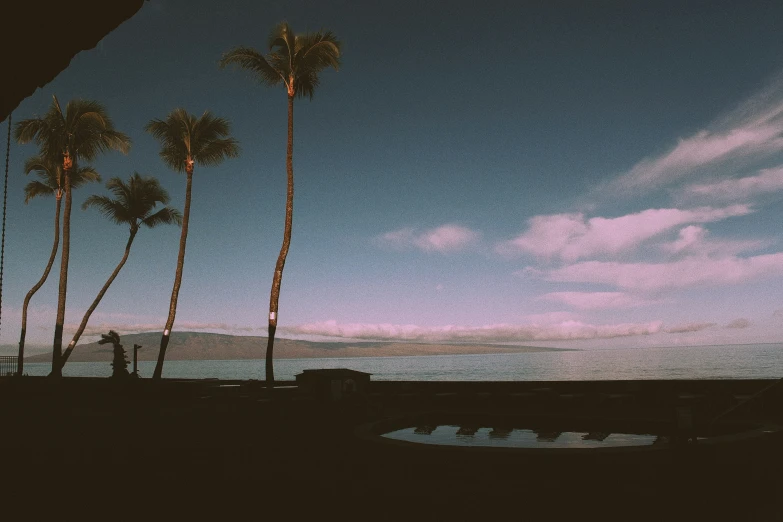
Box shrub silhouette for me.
[98,330,129,378]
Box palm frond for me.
[24,180,56,203]
[85,173,178,230]
[15,96,128,164]
[295,71,321,100]
[219,47,284,86]
[268,21,296,57]
[82,194,133,225]
[224,23,340,99]
[194,137,241,166]
[147,109,239,172]
[295,30,341,73]
[193,112,232,142]
[14,118,49,145]
[145,110,193,172]
[70,165,101,189]
[141,207,183,228]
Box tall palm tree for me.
[15,95,130,376]
[58,173,182,369]
[220,22,341,383]
[16,155,100,375]
[145,109,239,379]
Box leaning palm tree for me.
[58,173,182,369]
[16,155,100,375]
[220,22,341,383]
[145,109,239,379]
[14,95,130,376]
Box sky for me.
[3,0,783,351]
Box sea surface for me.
[18,343,783,381]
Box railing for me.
[0,355,18,376]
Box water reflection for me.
[534,430,562,442]
[489,427,513,439]
[456,425,480,437]
[582,432,610,442]
[384,425,659,448]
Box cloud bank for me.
[283,319,665,343]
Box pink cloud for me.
[530,252,783,290]
[498,205,750,261]
[661,226,764,256]
[376,224,479,253]
[284,319,664,343]
[540,291,656,310]
[681,166,783,202]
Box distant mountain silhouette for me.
[23,331,569,362]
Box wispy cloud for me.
[680,166,783,203]
[497,205,750,261]
[525,252,783,291]
[540,291,657,310]
[725,318,751,329]
[664,322,716,334]
[604,74,783,196]
[283,319,664,343]
[376,224,480,253]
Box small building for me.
[295,368,372,402]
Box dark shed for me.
[295,369,372,401]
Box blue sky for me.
[3,0,783,351]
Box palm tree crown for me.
[15,95,130,165]
[83,173,183,231]
[144,109,240,173]
[23,155,100,203]
[219,21,341,99]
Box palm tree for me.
[219,22,341,383]
[58,174,182,369]
[16,155,100,375]
[15,96,130,376]
[145,109,239,379]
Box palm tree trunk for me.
[153,170,192,379]
[59,227,137,369]
[17,194,61,376]
[51,171,72,377]
[265,95,295,385]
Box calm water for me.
[20,343,783,381]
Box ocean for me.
[18,343,783,381]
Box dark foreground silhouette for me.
[1,376,781,520]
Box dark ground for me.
[1,377,782,520]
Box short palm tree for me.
[145,109,239,379]
[16,155,100,375]
[220,22,341,383]
[15,95,130,376]
[58,173,182,369]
